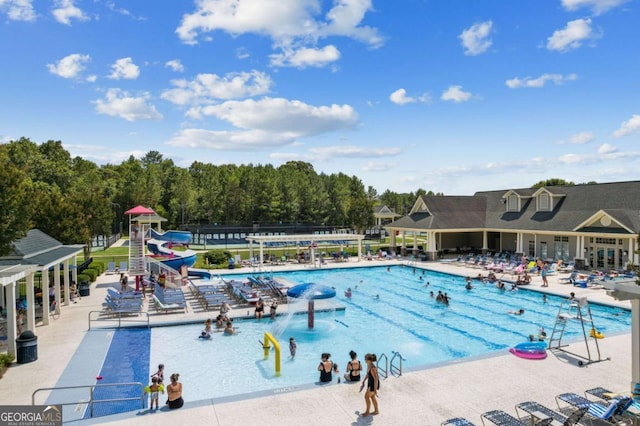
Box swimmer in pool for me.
[508,309,525,315]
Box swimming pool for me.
[95,266,631,411]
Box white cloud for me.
[192,97,358,135]
[236,48,251,60]
[505,73,577,88]
[269,45,341,68]
[94,88,163,122]
[86,74,97,83]
[362,161,396,172]
[108,57,140,80]
[47,53,91,79]
[558,131,595,144]
[175,0,382,66]
[308,145,401,161]
[459,21,493,56]
[598,143,617,154]
[441,85,473,103]
[389,88,415,105]
[167,97,358,150]
[613,114,640,138]
[161,70,272,106]
[52,0,88,25]
[561,0,629,15]
[0,0,36,21]
[165,59,185,73]
[547,18,598,52]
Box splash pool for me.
[97,266,632,409]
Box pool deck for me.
[1,257,636,425]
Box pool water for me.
[94,266,631,410]
[144,266,631,403]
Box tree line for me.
[0,138,432,256]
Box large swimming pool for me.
[95,266,631,412]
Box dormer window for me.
[507,194,518,211]
[538,193,550,211]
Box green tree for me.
[0,146,33,255]
[532,178,575,188]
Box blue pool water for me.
[98,266,632,410]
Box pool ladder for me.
[377,351,403,378]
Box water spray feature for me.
[286,283,336,329]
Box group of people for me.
[145,363,183,410]
[430,290,450,305]
[254,298,279,320]
[200,304,236,338]
[317,351,380,416]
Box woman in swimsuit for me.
[360,353,379,416]
[317,353,334,383]
[255,298,264,319]
[343,350,362,382]
[166,373,183,409]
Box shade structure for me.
[124,205,155,216]
[287,283,336,300]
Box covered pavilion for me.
[0,229,83,357]
[246,234,365,270]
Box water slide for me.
[146,229,197,270]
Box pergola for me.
[246,234,365,270]
[0,229,83,357]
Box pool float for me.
[590,328,604,339]
[199,332,212,340]
[509,348,547,360]
[513,341,547,353]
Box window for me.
[507,194,518,211]
[554,236,570,261]
[528,241,535,257]
[595,237,617,245]
[540,241,548,259]
[538,193,550,211]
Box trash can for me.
[16,330,38,364]
[79,281,90,297]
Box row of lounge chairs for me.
[442,386,640,426]
[103,288,143,314]
[152,283,187,313]
[106,261,128,274]
[188,279,232,311]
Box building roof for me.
[387,180,640,234]
[0,229,84,269]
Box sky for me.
[1,0,639,195]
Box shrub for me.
[77,273,90,284]
[0,353,14,368]
[83,268,98,282]
[88,262,104,274]
[204,250,232,266]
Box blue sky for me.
[1,0,639,195]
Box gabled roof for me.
[532,187,565,197]
[387,180,640,234]
[0,229,84,269]
[503,188,536,198]
[389,196,486,230]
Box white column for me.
[54,263,61,309]
[72,256,78,284]
[482,231,488,250]
[25,274,35,331]
[389,230,396,249]
[631,299,640,388]
[575,236,581,260]
[63,259,70,306]
[357,238,362,261]
[401,231,406,249]
[42,270,50,326]
[6,281,17,357]
[412,231,417,253]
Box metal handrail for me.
[377,353,389,379]
[88,310,149,330]
[390,351,403,377]
[32,382,145,418]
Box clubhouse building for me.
[386,180,640,269]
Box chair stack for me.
[189,280,231,311]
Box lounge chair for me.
[106,262,116,274]
[152,294,186,314]
[515,401,586,426]
[119,261,127,273]
[441,418,476,426]
[481,409,553,426]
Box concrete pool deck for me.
[0,258,635,425]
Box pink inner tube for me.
[509,348,547,360]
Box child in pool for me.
[145,376,164,410]
[289,337,297,358]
